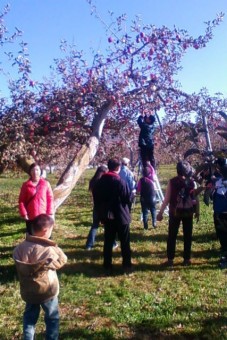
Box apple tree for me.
[0,7,226,210]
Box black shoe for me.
[104,268,113,276]
[103,265,113,276]
[144,222,148,230]
[123,266,133,275]
[163,259,174,267]
[183,259,191,266]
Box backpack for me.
[213,178,227,213]
[213,178,227,231]
[140,177,156,205]
[175,181,194,218]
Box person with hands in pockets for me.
[19,163,54,234]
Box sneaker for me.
[113,242,119,250]
[220,256,227,263]
[86,246,92,251]
[220,261,227,269]
[183,259,191,266]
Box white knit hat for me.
[122,157,130,165]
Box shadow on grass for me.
[0,215,23,227]
[60,255,221,279]
[1,247,222,286]
[0,227,25,238]
[35,328,116,340]
[72,221,92,228]
[34,311,227,340]
[0,245,16,260]
[0,264,17,284]
[60,261,128,278]
[0,206,23,228]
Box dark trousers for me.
[167,214,193,261]
[214,213,227,256]
[103,221,131,269]
[26,220,33,234]
[140,145,155,169]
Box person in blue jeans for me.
[119,157,136,210]
[137,166,157,229]
[86,165,118,250]
[13,214,67,339]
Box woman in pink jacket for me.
[19,163,54,233]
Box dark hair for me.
[143,167,151,177]
[31,214,54,234]
[176,161,192,177]
[28,162,40,175]
[89,165,107,192]
[219,165,227,179]
[144,115,155,125]
[107,158,121,171]
[216,158,227,167]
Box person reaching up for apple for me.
[137,109,156,169]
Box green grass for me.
[0,167,227,339]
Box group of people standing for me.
[84,110,158,274]
[11,111,227,339]
[85,156,201,273]
[85,156,159,272]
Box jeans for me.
[214,213,227,256]
[167,214,193,261]
[86,209,99,248]
[103,221,131,269]
[23,297,59,340]
[141,201,156,228]
[86,209,118,249]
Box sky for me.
[1,0,227,99]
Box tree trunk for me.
[53,135,99,210]
[201,110,213,152]
[16,155,35,174]
[53,102,112,211]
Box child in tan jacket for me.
[13,214,67,340]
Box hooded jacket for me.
[137,115,155,148]
[13,234,67,304]
[19,178,54,220]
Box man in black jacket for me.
[93,158,132,274]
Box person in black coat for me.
[93,158,132,274]
[137,112,156,168]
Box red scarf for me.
[104,171,120,178]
